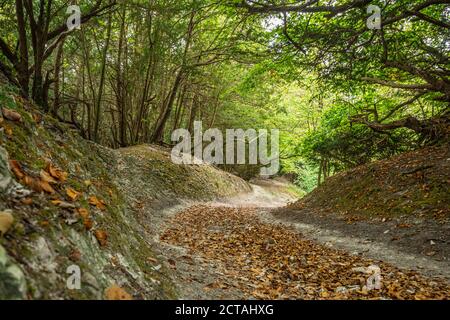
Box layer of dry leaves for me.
[9,160,63,194]
[9,157,109,247]
[161,205,450,300]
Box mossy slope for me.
[0,82,250,300]
[290,145,450,221]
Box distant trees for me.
[0,0,448,184]
[0,0,251,147]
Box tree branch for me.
[47,0,116,41]
[362,77,434,90]
[236,0,371,16]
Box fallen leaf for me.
[94,229,108,247]
[414,293,429,300]
[147,257,158,264]
[2,108,22,122]
[77,208,93,230]
[4,126,13,136]
[77,208,89,219]
[40,170,57,184]
[39,220,49,227]
[51,200,75,209]
[39,179,56,194]
[83,218,94,230]
[0,210,14,236]
[9,160,24,179]
[89,196,106,210]
[69,250,81,262]
[159,202,450,300]
[105,285,132,300]
[66,188,81,201]
[23,175,41,192]
[32,113,42,123]
[46,163,68,182]
[9,162,55,193]
[21,198,33,205]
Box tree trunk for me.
[151,70,183,143]
[15,0,29,97]
[52,37,65,115]
[117,7,127,147]
[93,11,113,142]
[317,159,324,186]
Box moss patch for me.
[289,145,450,221]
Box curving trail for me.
[156,181,450,300]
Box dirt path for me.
[155,181,450,300]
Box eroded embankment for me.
[0,83,251,300]
[273,144,450,280]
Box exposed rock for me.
[0,245,27,299]
[0,146,30,198]
[0,210,13,236]
[0,147,13,192]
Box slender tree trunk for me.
[318,159,324,186]
[151,11,196,143]
[93,11,113,142]
[81,30,96,140]
[117,7,127,147]
[151,70,183,143]
[15,0,29,96]
[188,94,199,133]
[52,37,65,115]
[132,39,155,144]
[172,85,186,131]
[209,95,220,128]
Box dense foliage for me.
[0,0,448,191]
